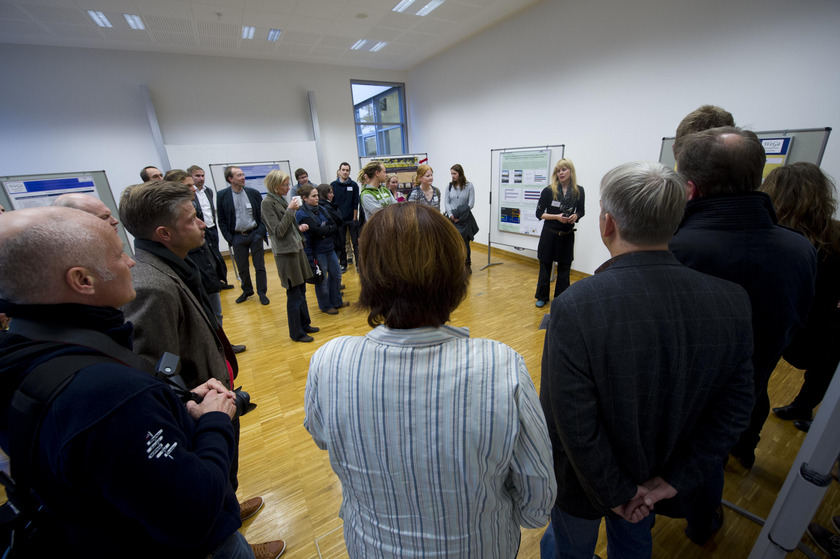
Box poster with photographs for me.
[498,149,550,234]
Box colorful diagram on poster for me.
[2,175,98,209]
[498,149,550,234]
[361,153,426,199]
[761,137,793,178]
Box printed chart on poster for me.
[497,150,551,235]
[360,153,427,199]
[761,137,792,177]
[208,161,290,199]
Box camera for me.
[155,353,256,419]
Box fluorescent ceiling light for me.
[351,39,367,50]
[242,25,255,39]
[370,41,387,52]
[416,0,444,16]
[124,14,145,30]
[392,0,417,13]
[267,28,282,41]
[87,10,112,28]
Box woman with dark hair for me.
[444,163,478,271]
[316,183,345,259]
[262,170,318,342]
[408,164,441,211]
[304,203,556,559]
[358,161,396,221]
[763,162,840,431]
[534,158,585,308]
[296,186,347,315]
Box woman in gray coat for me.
[263,170,319,342]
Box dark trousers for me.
[231,231,267,296]
[286,283,312,340]
[733,362,775,455]
[338,221,359,268]
[792,343,840,411]
[685,460,725,539]
[464,238,472,266]
[205,226,228,284]
[536,260,571,302]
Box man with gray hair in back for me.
[52,192,120,232]
[540,162,755,558]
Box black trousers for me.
[338,221,359,268]
[231,231,267,296]
[535,260,571,302]
[286,283,312,340]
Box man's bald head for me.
[0,207,124,305]
[53,193,119,232]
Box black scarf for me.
[134,238,217,326]
[0,299,133,347]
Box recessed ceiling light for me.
[124,14,145,30]
[88,10,112,28]
[351,39,368,50]
[416,0,444,16]
[242,25,255,39]
[392,0,417,13]
[370,41,387,52]
[267,28,282,41]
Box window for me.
[352,81,407,158]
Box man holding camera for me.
[119,180,284,558]
[0,206,254,557]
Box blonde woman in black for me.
[535,158,584,308]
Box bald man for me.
[0,207,252,557]
[52,192,119,232]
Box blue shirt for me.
[305,325,556,558]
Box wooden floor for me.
[3,243,837,558]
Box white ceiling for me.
[0,0,542,70]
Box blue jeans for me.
[314,250,343,311]
[209,531,255,558]
[210,292,223,326]
[543,506,654,559]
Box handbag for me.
[306,256,324,285]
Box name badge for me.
[347,186,353,191]
[246,202,252,210]
[551,200,561,207]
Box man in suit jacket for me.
[217,166,269,305]
[118,179,286,559]
[540,162,754,558]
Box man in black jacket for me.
[0,207,250,558]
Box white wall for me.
[406,0,840,274]
[0,44,405,205]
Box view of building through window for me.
[352,81,407,157]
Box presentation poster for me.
[2,175,98,209]
[498,150,550,234]
[761,137,793,178]
[239,163,281,197]
[360,153,426,198]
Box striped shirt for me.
[304,325,556,558]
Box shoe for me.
[341,266,348,273]
[239,496,264,521]
[340,284,346,289]
[772,404,812,421]
[535,300,547,308]
[832,515,840,533]
[731,448,756,469]
[294,334,314,343]
[221,283,235,290]
[807,522,840,558]
[794,419,812,433]
[339,301,350,308]
[685,505,723,546]
[259,295,270,305]
[231,344,246,354]
[250,539,286,559]
[323,308,338,315]
[236,292,253,303]
[303,326,319,333]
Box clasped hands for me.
[610,476,677,523]
[186,378,237,420]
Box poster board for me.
[0,170,132,255]
[488,145,565,253]
[360,153,427,199]
[659,127,831,174]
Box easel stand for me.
[747,362,840,558]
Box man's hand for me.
[611,486,651,523]
[187,389,236,420]
[191,378,235,400]
[641,476,677,509]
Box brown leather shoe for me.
[239,496,264,521]
[250,539,286,559]
[339,301,350,308]
[323,308,338,315]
